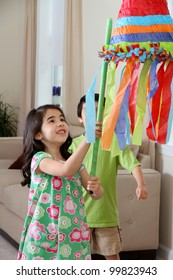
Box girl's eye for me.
[60,117,65,122]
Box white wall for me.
[0,0,25,108]
[156,146,173,259]
[82,0,122,93]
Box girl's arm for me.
[38,123,102,177]
[80,168,104,200]
[38,138,90,177]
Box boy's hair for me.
[21,104,72,187]
[77,93,105,118]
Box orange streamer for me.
[101,59,134,149]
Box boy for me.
[70,94,148,260]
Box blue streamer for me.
[86,64,103,143]
[115,85,130,150]
[114,65,130,149]
[148,59,159,100]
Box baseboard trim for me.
[158,244,173,260]
[0,229,19,250]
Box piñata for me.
[98,0,173,151]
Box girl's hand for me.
[87,176,104,199]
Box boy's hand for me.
[95,121,102,138]
[136,183,148,200]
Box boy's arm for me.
[132,165,148,200]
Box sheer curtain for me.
[62,0,84,125]
[17,0,37,136]
[17,0,83,133]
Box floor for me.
[0,234,18,260]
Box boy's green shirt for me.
[69,134,140,228]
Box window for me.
[35,0,64,107]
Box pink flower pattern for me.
[64,196,77,215]
[69,228,82,242]
[74,251,82,259]
[47,204,59,219]
[58,232,66,243]
[54,193,62,202]
[47,223,58,234]
[72,188,79,196]
[28,221,46,240]
[28,189,35,201]
[52,177,62,190]
[27,200,37,216]
[40,193,50,204]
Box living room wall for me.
[82,0,121,93]
[0,0,25,109]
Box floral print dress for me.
[17,152,91,260]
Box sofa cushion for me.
[8,153,24,169]
[3,184,28,220]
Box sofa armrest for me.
[0,169,22,187]
[137,153,151,169]
[0,137,23,160]
[0,169,22,204]
[117,169,161,251]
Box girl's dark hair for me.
[21,104,72,187]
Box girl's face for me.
[35,108,69,147]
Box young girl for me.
[17,104,103,260]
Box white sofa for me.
[0,128,161,259]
